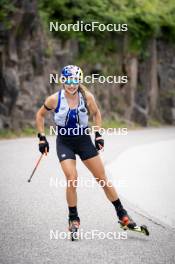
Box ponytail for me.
[78,84,90,114]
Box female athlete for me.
[36,65,141,237]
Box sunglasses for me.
[65,79,79,85]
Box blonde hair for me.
[78,84,90,114]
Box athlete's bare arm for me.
[86,91,102,131]
[36,93,57,135]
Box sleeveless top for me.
[54,89,89,135]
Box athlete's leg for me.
[82,155,118,201]
[82,155,136,225]
[60,159,78,206]
[60,159,80,221]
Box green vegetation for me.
[0,127,37,139]
[147,119,163,127]
[38,0,175,55]
[2,0,175,68]
[0,0,16,28]
[0,127,50,140]
[102,119,129,129]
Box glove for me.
[38,133,49,154]
[95,131,104,151]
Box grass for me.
[0,127,50,140]
[102,118,141,130]
[147,119,162,127]
[0,127,36,139]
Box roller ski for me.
[118,215,149,236]
[68,219,80,241]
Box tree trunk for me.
[123,54,138,120]
[148,38,159,117]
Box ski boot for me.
[119,214,149,236]
[68,218,80,241]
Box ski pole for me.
[27,153,44,183]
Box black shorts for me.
[56,134,98,162]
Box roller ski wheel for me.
[119,215,149,236]
[68,219,80,241]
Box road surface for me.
[107,138,175,228]
[0,128,175,264]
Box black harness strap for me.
[44,104,52,111]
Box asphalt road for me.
[107,130,175,228]
[0,128,175,264]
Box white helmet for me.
[61,65,83,84]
